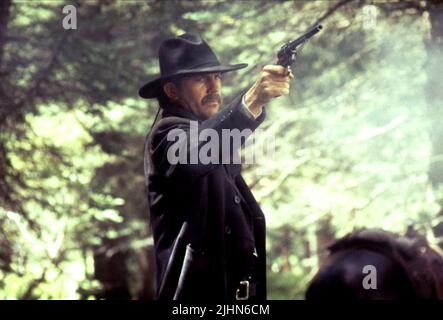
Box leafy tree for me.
[0,0,442,299]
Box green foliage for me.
[1,0,442,300]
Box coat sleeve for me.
[149,93,266,188]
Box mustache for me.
[201,93,221,105]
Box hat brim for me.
[138,63,248,99]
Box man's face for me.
[171,73,222,120]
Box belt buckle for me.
[235,280,250,300]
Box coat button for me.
[234,195,241,204]
[225,225,232,234]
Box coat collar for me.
[160,103,242,177]
[161,104,202,122]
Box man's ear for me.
[163,82,179,100]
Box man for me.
[139,33,293,301]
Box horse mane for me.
[326,228,443,299]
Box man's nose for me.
[207,77,220,92]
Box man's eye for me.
[215,74,221,80]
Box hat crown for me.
[158,33,220,77]
[138,33,247,99]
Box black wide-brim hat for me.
[138,33,247,99]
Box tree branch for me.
[376,0,426,15]
[310,0,357,28]
[20,269,47,300]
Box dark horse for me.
[306,229,443,300]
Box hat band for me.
[161,61,221,77]
[186,61,221,70]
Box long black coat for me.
[144,94,267,300]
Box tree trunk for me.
[425,0,443,246]
[0,0,11,208]
[315,217,335,268]
[0,0,11,68]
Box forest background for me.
[1,0,442,299]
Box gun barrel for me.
[286,24,323,50]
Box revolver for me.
[277,24,323,67]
